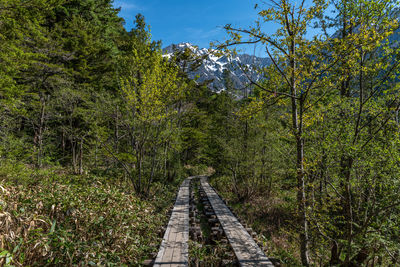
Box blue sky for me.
[112,0,275,56]
[112,0,331,56]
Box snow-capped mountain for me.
[163,43,271,92]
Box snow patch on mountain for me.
[163,43,271,91]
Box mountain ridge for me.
[163,42,272,91]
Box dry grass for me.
[0,166,175,266]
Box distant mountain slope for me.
[163,43,271,91]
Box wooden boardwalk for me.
[200,177,274,267]
[154,178,191,267]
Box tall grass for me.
[0,162,175,266]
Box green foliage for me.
[0,1,193,193]
[3,0,400,265]
[215,0,400,265]
[109,15,194,195]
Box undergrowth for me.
[0,162,176,266]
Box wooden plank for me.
[154,178,191,267]
[200,177,275,267]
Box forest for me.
[1,0,400,266]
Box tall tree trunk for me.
[146,147,158,196]
[340,156,354,264]
[79,137,84,175]
[136,143,144,195]
[114,105,119,164]
[62,129,65,154]
[95,137,98,169]
[36,95,46,168]
[296,132,309,267]
[71,139,77,174]
[335,12,353,261]
[164,142,168,178]
[289,35,309,265]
